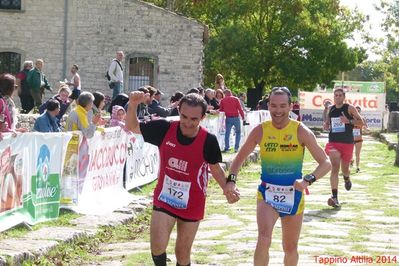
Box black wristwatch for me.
[226,174,237,184]
[303,174,316,185]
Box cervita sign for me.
[299,91,385,112]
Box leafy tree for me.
[364,0,399,102]
[144,0,366,97]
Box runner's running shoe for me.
[328,197,340,208]
[344,178,352,191]
[356,168,360,173]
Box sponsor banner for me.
[65,128,133,215]
[125,133,160,190]
[300,109,383,129]
[299,91,386,112]
[242,110,270,142]
[60,134,80,208]
[0,134,27,232]
[216,111,271,151]
[0,133,71,232]
[332,81,385,93]
[25,133,71,223]
[201,113,225,150]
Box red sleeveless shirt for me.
[153,121,209,220]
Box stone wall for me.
[0,0,205,105]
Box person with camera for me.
[107,51,124,100]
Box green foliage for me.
[360,0,399,97]
[144,0,366,95]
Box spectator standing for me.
[108,51,124,100]
[26,59,53,109]
[219,89,246,152]
[15,60,34,113]
[0,74,28,132]
[33,99,61,132]
[66,64,81,101]
[0,74,16,133]
[215,73,227,91]
[65,92,102,138]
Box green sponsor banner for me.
[0,133,71,232]
[332,81,385,93]
[25,173,60,223]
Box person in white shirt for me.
[108,51,124,100]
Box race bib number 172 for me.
[158,175,191,209]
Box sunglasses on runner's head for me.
[271,87,292,103]
[271,87,291,96]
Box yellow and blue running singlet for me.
[257,119,305,217]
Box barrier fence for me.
[0,111,270,231]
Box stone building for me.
[0,0,206,104]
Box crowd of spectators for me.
[0,53,257,142]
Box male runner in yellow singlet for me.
[229,87,331,266]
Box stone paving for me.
[1,135,398,266]
[89,135,399,266]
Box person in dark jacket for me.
[108,93,129,114]
[148,89,177,117]
[15,61,34,113]
[33,99,61,132]
[26,59,53,109]
[39,84,72,122]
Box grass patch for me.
[0,209,81,240]
[23,205,152,265]
[124,252,153,266]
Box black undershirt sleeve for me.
[139,119,171,146]
[204,133,223,164]
[139,120,222,164]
